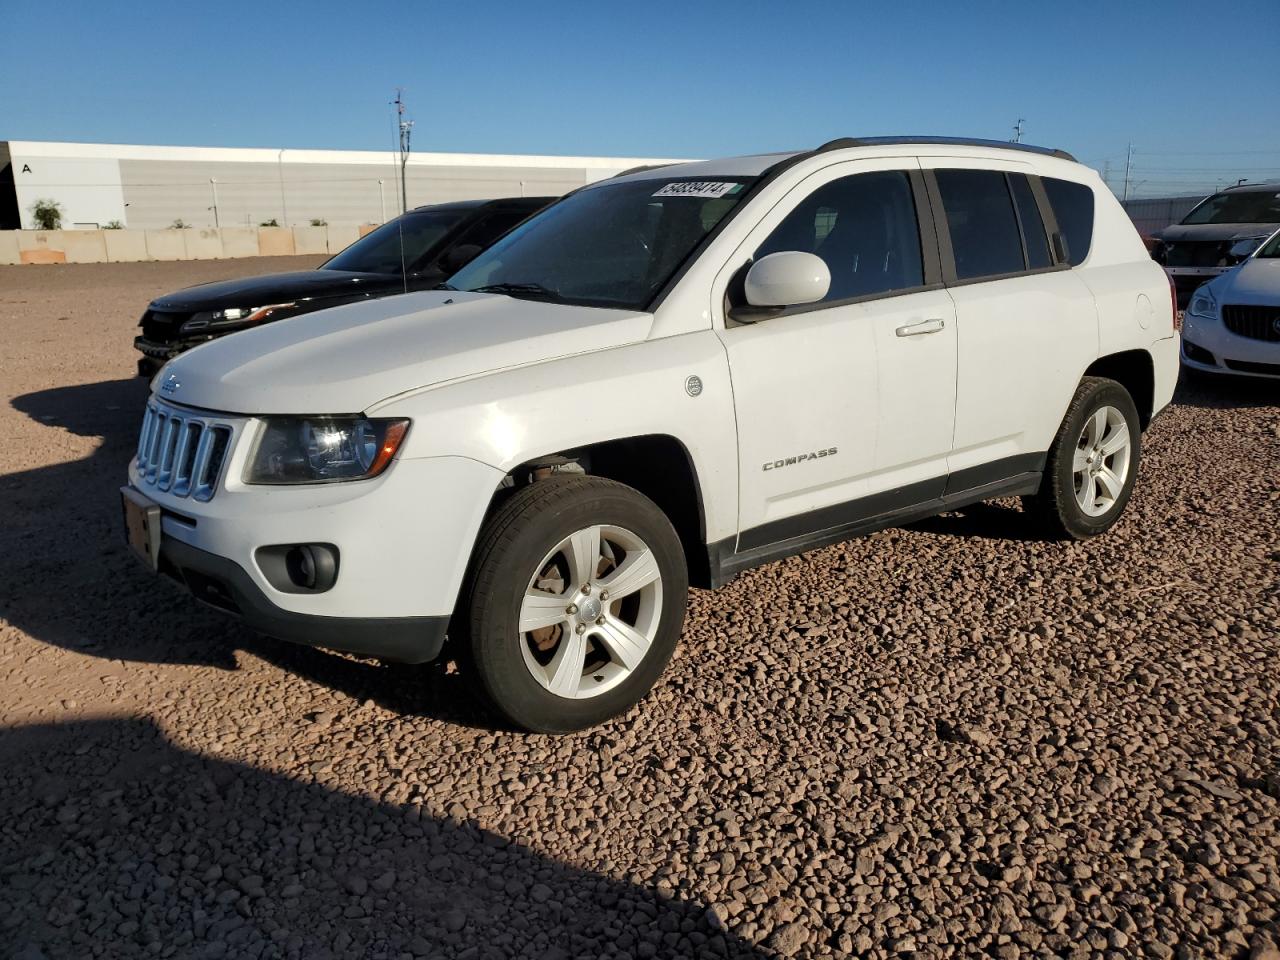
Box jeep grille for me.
[135,400,236,501]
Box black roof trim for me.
[410,196,552,213]
[410,199,486,212]
[815,136,1076,162]
[1219,179,1280,192]
[611,162,678,179]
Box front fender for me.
[381,332,739,544]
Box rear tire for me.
[461,476,688,733]
[1024,376,1142,540]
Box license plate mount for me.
[120,486,161,571]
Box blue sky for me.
[3,0,1278,198]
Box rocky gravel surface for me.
[1,259,1278,960]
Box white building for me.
[0,140,686,231]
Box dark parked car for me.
[1151,181,1280,307]
[134,196,554,375]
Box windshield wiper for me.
[471,282,560,301]
[433,281,457,290]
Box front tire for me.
[1025,376,1142,540]
[461,476,688,733]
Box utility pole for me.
[393,89,413,215]
[1011,118,1025,143]
[209,178,220,228]
[1122,143,1134,202]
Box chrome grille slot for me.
[172,421,203,496]
[156,417,181,490]
[145,411,167,482]
[193,426,232,502]
[134,400,238,501]
[137,406,156,463]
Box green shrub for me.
[170,219,191,229]
[309,217,327,227]
[30,199,63,230]
[104,220,124,230]
[260,218,280,227]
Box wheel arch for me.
[486,434,714,588]
[1084,349,1156,429]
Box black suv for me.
[1151,181,1280,307]
[134,196,553,375]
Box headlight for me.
[246,417,410,484]
[1187,288,1218,320]
[180,303,297,334]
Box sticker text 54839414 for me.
[652,181,743,199]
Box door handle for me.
[895,317,946,337]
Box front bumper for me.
[125,441,505,658]
[135,337,183,378]
[134,336,214,377]
[1181,313,1280,379]
[158,535,449,662]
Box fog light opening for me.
[258,543,340,593]
[288,546,317,588]
[286,544,338,591]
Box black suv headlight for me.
[246,417,410,484]
[180,303,298,334]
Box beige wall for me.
[0,225,361,265]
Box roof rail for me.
[815,136,1076,162]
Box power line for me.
[1120,165,1280,173]
[1133,148,1280,156]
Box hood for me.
[1157,222,1277,243]
[159,291,654,414]
[1210,256,1280,304]
[150,269,406,311]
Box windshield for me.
[1257,230,1280,258]
[447,177,756,310]
[321,210,466,275]
[1181,190,1280,225]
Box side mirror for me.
[1227,237,1261,263]
[440,243,484,274]
[744,251,831,308]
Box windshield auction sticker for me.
[652,181,743,199]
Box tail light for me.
[1167,273,1180,332]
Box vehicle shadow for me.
[905,499,1048,544]
[0,716,768,959]
[2,378,501,731]
[1174,368,1280,409]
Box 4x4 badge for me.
[161,373,180,395]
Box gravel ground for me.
[0,259,1278,960]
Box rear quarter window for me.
[934,169,1026,281]
[1043,178,1095,266]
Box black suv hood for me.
[149,269,411,311]
[1156,222,1276,243]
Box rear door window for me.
[1009,174,1052,270]
[1042,178,1095,266]
[934,169,1026,281]
[755,170,924,303]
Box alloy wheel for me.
[1073,405,1132,517]
[517,524,664,699]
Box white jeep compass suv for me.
[122,137,1180,732]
